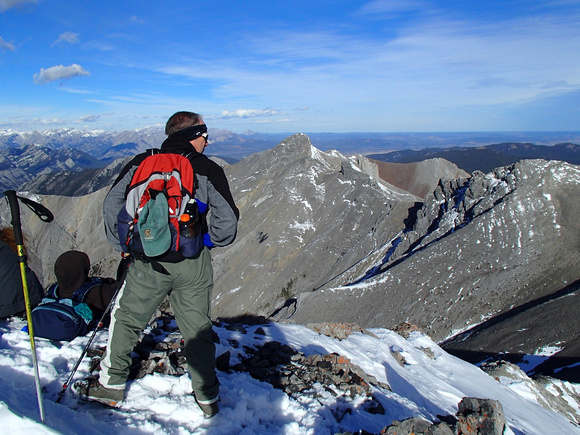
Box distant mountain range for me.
[2,127,579,162]
[2,127,579,195]
[368,142,580,173]
[0,126,280,164]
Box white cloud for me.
[221,109,279,118]
[30,117,65,126]
[78,114,100,122]
[51,31,79,46]
[33,64,90,84]
[0,0,37,12]
[0,36,15,51]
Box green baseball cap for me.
[138,194,171,257]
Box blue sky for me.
[1,0,579,133]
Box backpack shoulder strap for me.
[182,150,203,161]
[176,151,200,191]
[120,149,160,190]
[46,283,59,299]
[70,277,104,303]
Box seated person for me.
[53,250,123,318]
[0,228,43,319]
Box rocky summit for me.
[1,133,578,384]
[211,133,419,318]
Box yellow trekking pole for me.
[4,190,53,424]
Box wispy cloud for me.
[33,64,90,84]
[155,5,580,132]
[227,11,579,109]
[78,114,100,122]
[0,0,37,12]
[51,31,79,47]
[82,40,116,52]
[30,117,65,126]
[220,109,279,118]
[59,86,95,95]
[0,36,15,51]
[129,15,145,24]
[357,0,428,15]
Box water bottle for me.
[179,213,199,238]
[184,199,200,223]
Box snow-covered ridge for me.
[0,127,112,138]
[0,318,577,434]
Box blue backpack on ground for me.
[30,277,102,341]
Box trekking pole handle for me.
[4,191,24,249]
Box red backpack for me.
[117,150,202,258]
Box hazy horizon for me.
[2,126,580,138]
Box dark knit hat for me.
[54,250,90,298]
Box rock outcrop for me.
[378,397,506,435]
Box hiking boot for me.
[194,395,219,419]
[74,378,124,407]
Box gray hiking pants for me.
[99,248,219,402]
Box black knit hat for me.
[54,250,90,298]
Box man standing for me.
[83,112,239,418]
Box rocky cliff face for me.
[288,159,580,376]
[0,188,120,287]
[1,134,420,299]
